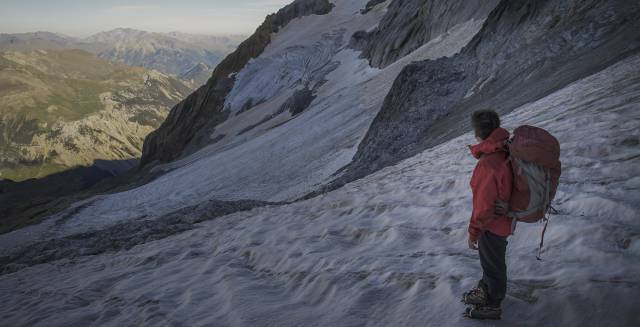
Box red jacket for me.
[468,127,513,242]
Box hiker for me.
[461,109,562,320]
[463,110,513,320]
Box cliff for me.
[340,0,640,185]
[140,0,335,166]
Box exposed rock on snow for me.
[0,198,275,275]
[284,87,316,116]
[352,0,499,68]
[237,86,317,133]
[342,0,640,185]
[360,0,388,14]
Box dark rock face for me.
[0,198,277,275]
[338,0,640,187]
[0,159,138,234]
[348,30,371,52]
[354,0,499,68]
[350,56,476,176]
[237,87,316,136]
[360,0,387,14]
[140,0,334,167]
[283,87,316,116]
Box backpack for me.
[505,125,561,259]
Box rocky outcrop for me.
[0,197,276,274]
[341,0,640,183]
[140,0,334,167]
[283,87,316,116]
[236,87,317,136]
[352,0,499,68]
[360,0,387,14]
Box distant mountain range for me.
[86,28,245,80]
[0,28,246,181]
[0,28,246,86]
[0,48,192,181]
[0,32,83,51]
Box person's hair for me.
[471,109,501,140]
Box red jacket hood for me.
[469,127,510,159]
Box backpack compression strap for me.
[536,172,552,261]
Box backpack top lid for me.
[509,125,560,169]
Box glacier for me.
[1,0,639,326]
[1,52,638,326]
[0,0,489,245]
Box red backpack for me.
[506,125,562,259]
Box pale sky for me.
[0,0,294,37]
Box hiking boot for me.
[461,282,488,305]
[463,304,502,320]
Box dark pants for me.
[478,230,508,306]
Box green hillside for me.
[0,49,191,181]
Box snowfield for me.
[0,0,489,248]
[1,49,638,327]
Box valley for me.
[0,29,244,181]
[0,48,191,181]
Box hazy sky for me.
[0,0,294,36]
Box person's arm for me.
[494,162,513,215]
[468,164,500,242]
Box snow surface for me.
[0,1,488,250]
[1,51,639,326]
[222,0,382,112]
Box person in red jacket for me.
[462,110,513,320]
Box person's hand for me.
[494,199,509,216]
[468,236,478,250]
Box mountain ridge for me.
[0,28,246,81]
